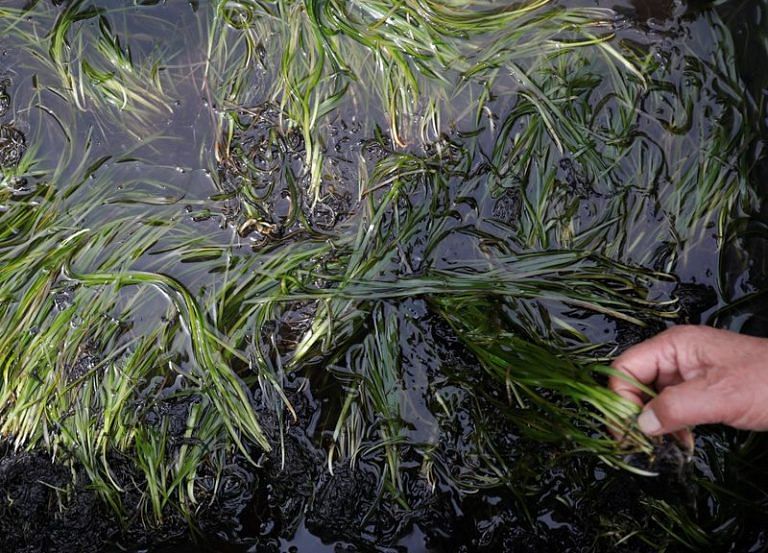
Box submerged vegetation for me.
[0,0,766,550]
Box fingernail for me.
[638,409,662,435]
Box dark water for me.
[1,0,767,551]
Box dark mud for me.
[0,124,25,169]
[0,79,10,117]
[215,104,356,247]
[0,448,109,553]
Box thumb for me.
[637,376,737,435]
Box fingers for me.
[608,325,768,441]
[608,325,729,405]
[637,375,744,435]
[608,327,691,406]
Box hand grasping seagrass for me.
[609,326,768,442]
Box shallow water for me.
[1,0,767,551]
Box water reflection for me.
[713,0,768,336]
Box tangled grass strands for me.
[241,265,674,326]
[59,266,271,454]
[48,1,174,127]
[432,298,656,473]
[212,0,637,199]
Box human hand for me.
[609,326,768,443]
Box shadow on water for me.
[1,0,768,551]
